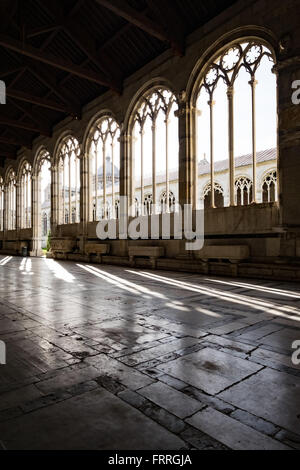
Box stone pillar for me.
[118,130,132,254]
[249,78,258,203]
[31,174,40,256]
[15,182,21,233]
[3,187,7,233]
[176,91,194,208]
[227,85,235,207]
[119,130,132,214]
[275,45,300,256]
[50,164,58,236]
[79,151,89,252]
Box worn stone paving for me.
[0,255,300,449]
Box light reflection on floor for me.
[0,255,299,450]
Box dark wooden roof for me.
[0,0,237,166]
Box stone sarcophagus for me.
[50,237,76,258]
[84,243,110,262]
[84,243,110,255]
[128,246,165,269]
[194,245,250,263]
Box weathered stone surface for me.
[186,407,290,450]
[85,354,154,390]
[219,368,300,435]
[120,337,198,366]
[230,409,280,436]
[157,347,262,394]
[0,389,186,450]
[138,381,204,418]
[0,259,300,449]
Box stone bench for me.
[194,245,250,263]
[85,243,110,262]
[2,241,28,255]
[128,246,164,269]
[51,238,76,259]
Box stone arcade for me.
[0,0,299,452]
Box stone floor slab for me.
[0,388,186,450]
[186,407,290,450]
[219,368,300,435]
[157,347,263,394]
[138,381,204,418]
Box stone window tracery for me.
[262,170,277,203]
[20,162,32,229]
[160,190,176,213]
[196,40,276,207]
[6,169,16,230]
[132,87,178,215]
[235,176,253,206]
[143,193,153,216]
[58,136,80,225]
[203,182,224,209]
[89,116,120,221]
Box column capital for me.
[118,132,132,144]
[248,78,258,87]
[175,103,196,118]
[227,85,234,98]
[174,90,195,118]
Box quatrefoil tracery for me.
[200,41,274,97]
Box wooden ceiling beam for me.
[63,20,122,92]
[0,116,50,137]
[95,0,184,54]
[0,66,24,79]
[40,0,122,93]
[10,100,51,130]
[7,89,77,116]
[0,136,31,149]
[146,0,185,56]
[0,150,16,159]
[26,24,60,39]
[23,60,81,115]
[0,33,115,88]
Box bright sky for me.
[40,159,51,204]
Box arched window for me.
[42,212,48,236]
[134,197,140,217]
[88,116,120,221]
[262,170,277,202]
[203,182,224,209]
[132,87,178,215]
[20,162,32,229]
[58,136,80,225]
[101,200,111,220]
[71,206,76,224]
[235,177,253,206]
[115,199,120,219]
[0,177,4,231]
[196,40,276,207]
[35,150,51,253]
[143,194,153,216]
[6,169,16,230]
[160,190,176,213]
[64,208,69,225]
